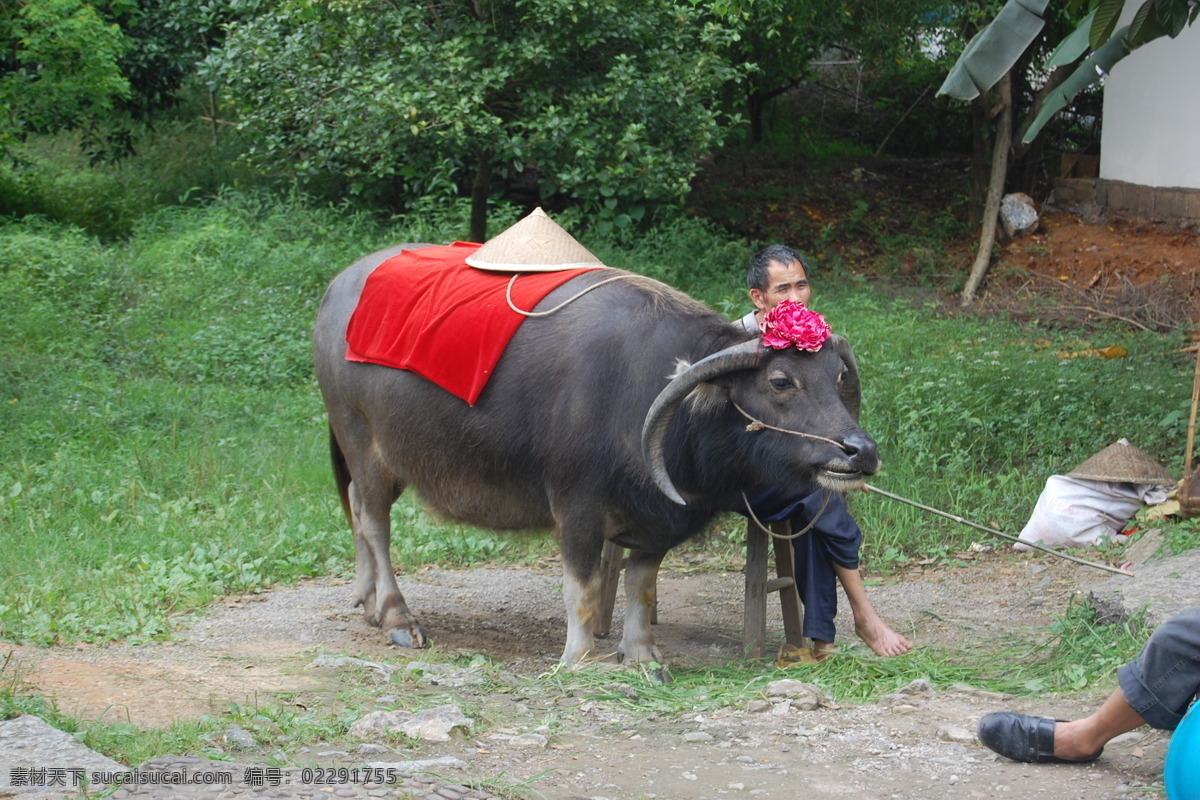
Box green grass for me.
[528,600,1148,718]
[0,151,1194,784]
[0,192,555,646]
[817,290,1193,563]
[2,187,1194,645]
[1163,515,1200,555]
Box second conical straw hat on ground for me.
[1067,439,1175,485]
[465,207,606,272]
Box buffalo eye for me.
[769,376,794,391]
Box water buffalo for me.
[312,245,880,664]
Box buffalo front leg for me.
[347,481,426,648]
[560,563,604,664]
[619,549,665,664]
[558,523,608,665]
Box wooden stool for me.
[595,520,806,657]
[744,519,805,657]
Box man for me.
[979,605,1200,763]
[738,244,911,658]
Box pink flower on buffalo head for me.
[760,299,832,351]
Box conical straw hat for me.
[1067,439,1175,485]
[466,207,606,272]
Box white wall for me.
[1101,20,1200,189]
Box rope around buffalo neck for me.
[505,273,643,317]
[732,401,844,449]
[742,489,830,540]
[733,400,843,540]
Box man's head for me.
[747,244,812,314]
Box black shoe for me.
[977,712,1103,764]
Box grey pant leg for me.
[1117,606,1200,731]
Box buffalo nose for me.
[842,432,880,473]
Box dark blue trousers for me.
[746,486,863,644]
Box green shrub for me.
[0,117,252,239]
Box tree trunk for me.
[960,72,1012,307]
[746,82,800,146]
[209,90,220,147]
[748,91,765,144]
[967,100,990,228]
[469,152,492,243]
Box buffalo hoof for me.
[625,661,671,684]
[616,652,672,684]
[388,627,427,648]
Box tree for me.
[708,0,952,147]
[204,0,745,241]
[705,0,835,144]
[106,0,232,119]
[938,0,1200,304]
[943,0,1199,142]
[1,0,234,166]
[0,0,130,157]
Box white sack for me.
[1015,475,1171,551]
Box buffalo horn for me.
[641,339,762,505]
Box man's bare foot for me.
[811,639,838,660]
[854,615,913,656]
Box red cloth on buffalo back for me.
[345,242,600,405]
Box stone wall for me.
[1051,178,1200,227]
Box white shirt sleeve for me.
[735,310,759,339]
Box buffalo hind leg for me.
[619,549,665,665]
[350,518,378,622]
[347,480,426,648]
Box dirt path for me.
[2,551,1174,800]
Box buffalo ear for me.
[685,381,728,416]
[828,335,861,422]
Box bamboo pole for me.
[1184,339,1200,477]
[1181,333,1200,518]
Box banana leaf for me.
[1090,0,1127,48]
[1022,26,1131,142]
[937,0,1050,100]
[1045,8,1097,68]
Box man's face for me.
[750,258,811,313]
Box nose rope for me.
[731,401,845,450]
[742,489,831,541]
